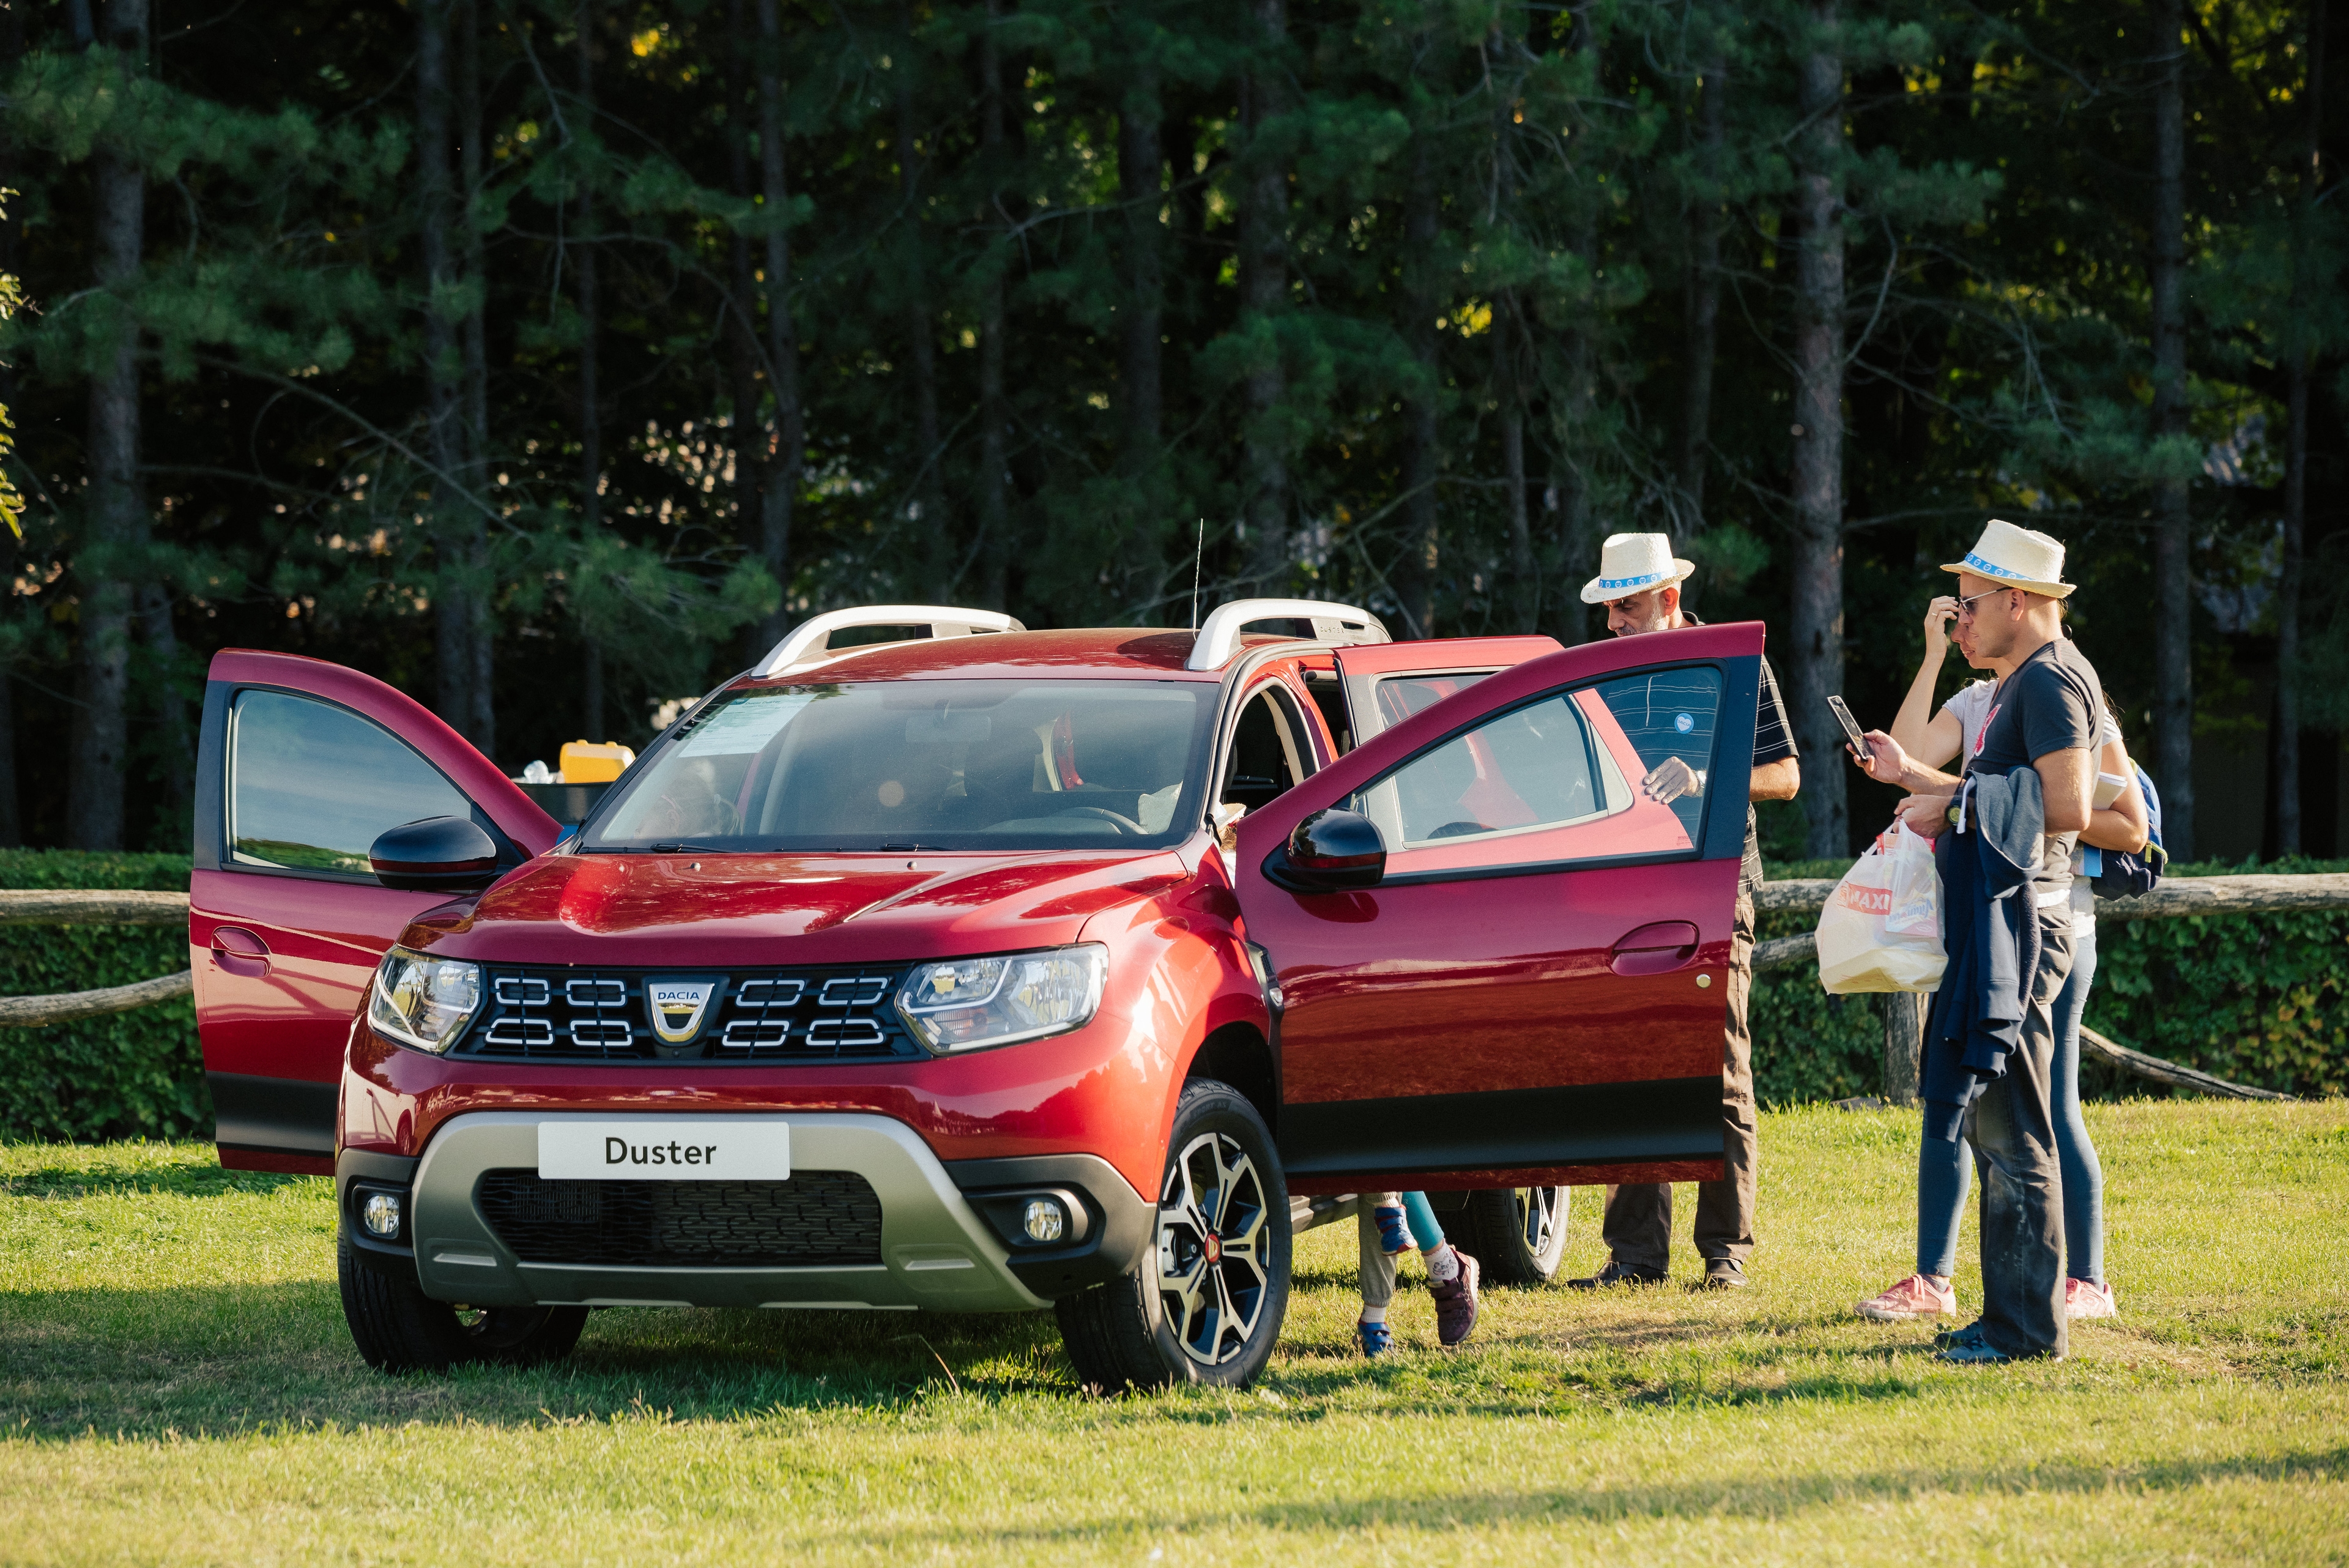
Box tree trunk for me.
[727,0,768,661]
[458,0,495,756]
[1238,0,1290,594]
[1788,0,1847,860]
[2277,0,2326,855]
[1552,232,1598,647]
[757,0,802,644]
[895,13,950,600]
[1497,312,1532,633]
[138,584,188,847]
[1116,58,1165,599]
[0,671,20,849]
[1399,136,1441,639]
[976,0,1011,611]
[418,0,474,746]
[2149,0,2195,860]
[575,0,603,738]
[1679,45,1727,532]
[67,0,149,851]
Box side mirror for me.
[369,816,502,893]
[1264,808,1386,893]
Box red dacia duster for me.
[190,599,1763,1388]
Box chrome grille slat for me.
[457,963,919,1064]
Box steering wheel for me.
[1059,804,1147,837]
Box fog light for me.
[1021,1197,1065,1243]
[362,1192,403,1239]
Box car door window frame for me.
[1354,657,1745,888]
[1214,674,1318,809]
[204,682,524,884]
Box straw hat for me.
[1580,532,1696,606]
[1942,518,2076,599]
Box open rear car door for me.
[191,651,558,1172]
[1233,623,1764,1194]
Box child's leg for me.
[1357,1202,1400,1319]
[1401,1191,1445,1253]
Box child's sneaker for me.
[1355,1318,1392,1358]
[1429,1250,1480,1347]
[2065,1277,2118,1320]
[1373,1204,1412,1256]
[1855,1273,1957,1323]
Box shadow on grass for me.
[0,1280,1072,1438]
[0,1162,319,1200]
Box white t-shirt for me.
[1938,677,2123,937]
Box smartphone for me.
[1826,694,1868,754]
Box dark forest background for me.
[0,0,2342,861]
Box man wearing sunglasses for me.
[1852,519,2099,1365]
[1564,532,1800,1293]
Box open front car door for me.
[191,651,557,1172]
[1232,622,1765,1195]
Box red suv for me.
[191,600,1761,1388]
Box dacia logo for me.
[644,977,719,1044]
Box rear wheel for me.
[1454,1186,1570,1287]
[1056,1079,1291,1392]
[338,1236,588,1373]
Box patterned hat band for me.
[1596,570,1670,592]
[1960,551,2030,580]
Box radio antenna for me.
[1190,518,1204,630]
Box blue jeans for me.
[1917,923,2105,1287]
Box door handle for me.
[209,926,271,978]
[1608,921,1701,977]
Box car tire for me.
[1454,1186,1571,1287]
[338,1236,589,1373]
[1055,1078,1291,1393]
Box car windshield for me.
[581,678,1218,853]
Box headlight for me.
[368,946,482,1053]
[894,945,1107,1055]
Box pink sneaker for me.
[1856,1273,1957,1323]
[2065,1277,2118,1320]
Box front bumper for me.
[388,1111,1096,1312]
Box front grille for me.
[475,1169,883,1267]
[456,964,920,1063]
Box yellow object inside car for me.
[559,740,636,782]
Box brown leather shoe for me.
[1565,1258,1668,1290]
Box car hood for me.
[406,848,1192,967]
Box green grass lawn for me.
[4,1099,2346,1564]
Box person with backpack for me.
[1853,559,2150,1332]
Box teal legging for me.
[1401,1191,1444,1250]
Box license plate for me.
[538,1121,790,1181]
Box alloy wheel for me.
[1156,1129,1271,1366]
[1515,1186,1563,1260]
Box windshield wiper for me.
[875,842,943,852]
[648,841,727,853]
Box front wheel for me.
[1454,1186,1571,1287]
[1055,1079,1291,1392]
[339,1236,588,1373]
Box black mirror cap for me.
[1264,808,1386,893]
[369,816,502,892]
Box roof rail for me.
[1184,598,1390,672]
[753,604,1026,677]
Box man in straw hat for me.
[1565,532,1800,1293]
[1852,518,2101,1364]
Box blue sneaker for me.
[1356,1318,1393,1358]
[1373,1205,1411,1256]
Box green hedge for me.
[0,850,206,1143]
[1750,856,2349,1106]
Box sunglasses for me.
[1954,587,2013,618]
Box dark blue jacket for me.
[1921,767,2047,1141]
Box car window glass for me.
[1346,665,1725,878]
[1371,671,1492,731]
[229,690,474,876]
[1351,690,1625,848]
[584,678,1217,853]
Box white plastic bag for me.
[1816,823,1946,994]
